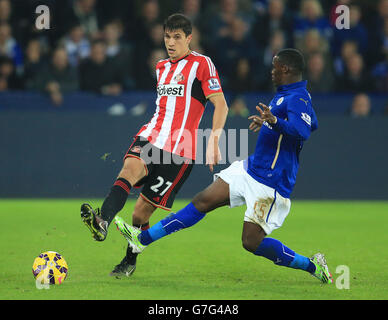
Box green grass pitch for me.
[1,199,387,300]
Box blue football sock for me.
[139,202,206,246]
[254,238,316,273]
[289,253,316,273]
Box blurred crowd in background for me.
[0,0,387,116]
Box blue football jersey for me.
[246,80,318,198]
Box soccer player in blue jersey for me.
[115,48,333,283]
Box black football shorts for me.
[124,136,193,211]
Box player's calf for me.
[251,235,324,281]
[100,177,132,226]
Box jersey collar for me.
[170,50,192,64]
[277,80,307,92]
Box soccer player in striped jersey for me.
[115,49,333,284]
[80,13,229,277]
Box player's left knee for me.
[119,157,146,186]
[241,232,264,253]
[242,241,257,253]
[192,191,212,213]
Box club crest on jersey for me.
[157,84,185,97]
[208,78,221,90]
[130,146,142,154]
[276,97,284,105]
[173,73,185,83]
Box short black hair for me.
[163,13,192,36]
[276,48,305,75]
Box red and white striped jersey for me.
[136,51,223,160]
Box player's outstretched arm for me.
[206,93,229,172]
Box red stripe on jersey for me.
[181,97,205,158]
[137,52,223,160]
[163,59,197,154]
[149,62,175,144]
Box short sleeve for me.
[197,56,223,99]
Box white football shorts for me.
[214,160,291,235]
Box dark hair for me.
[276,48,305,75]
[163,13,192,36]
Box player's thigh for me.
[120,137,151,186]
[213,160,247,208]
[140,159,193,211]
[192,177,230,213]
[216,160,291,235]
[244,183,291,236]
[119,157,147,186]
[132,196,157,225]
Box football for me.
[32,251,68,285]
